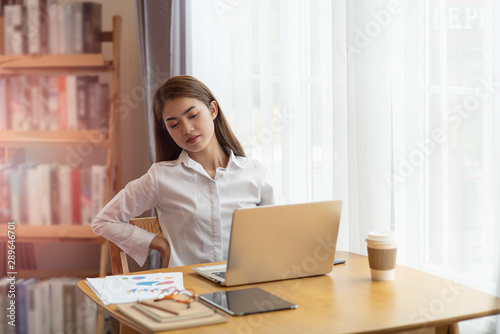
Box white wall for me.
[101,0,151,185]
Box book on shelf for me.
[46,76,60,130]
[26,77,39,129]
[48,277,96,334]
[3,75,110,131]
[26,164,40,225]
[3,4,24,55]
[116,301,227,332]
[8,76,28,130]
[0,278,14,334]
[72,2,102,54]
[37,76,52,130]
[80,167,91,225]
[0,164,11,224]
[57,75,68,130]
[71,168,81,225]
[57,164,72,225]
[0,277,97,334]
[96,83,110,131]
[25,0,41,55]
[90,164,105,219]
[76,77,87,129]
[66,75,78,130]
[18,163,35,224]
[2,1,102,55]
[0,163,106,225]
[50,277,68,334]
[39,164,53,225]
[75,281,98,334]
[63,279,77,333]
[49,164,60,224]
[0,277,9,333]
[7,168,20,224]
[17,278,39,334]
[48,1,61,54]
[32,279,52,334]
[27,278,46,333]
[0,78,6,130]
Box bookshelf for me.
[0,16,123,279]
[0,130,112,147]
[0,225,105,278]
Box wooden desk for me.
[78,251,500,333]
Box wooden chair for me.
[108,216,163,275]
[107,217,165,333]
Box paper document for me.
[86,277,105,298]
[87,272,184,305]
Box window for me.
[423,0,498,295]
[187,0,334,204]
[186,0,499,300]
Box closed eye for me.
[189,113,199,119]
[168,123,179,129]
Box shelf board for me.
[16,269,102,279]
[0,130,110,147]
[0,54,113,74]
[0,225,105,243]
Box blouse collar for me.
[175,149,245,173]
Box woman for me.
[92,75,283,268]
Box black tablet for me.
[199,287,298,316]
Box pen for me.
[138,300,180,316]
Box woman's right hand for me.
[149,235,171,268]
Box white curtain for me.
[187,0,335,200]
[186,0,499,331]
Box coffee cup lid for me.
[366,231,397,242]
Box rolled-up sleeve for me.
[92,165,160,266]
[259,165,285,206]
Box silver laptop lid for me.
[224,200,342,286]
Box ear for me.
[209,100,218,120]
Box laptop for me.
[192,200,343,286]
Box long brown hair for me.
[152,75,245,162]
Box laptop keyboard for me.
[213,271,226,279]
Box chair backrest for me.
[108,217,163,275]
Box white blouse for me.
[91,150,283,267]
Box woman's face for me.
[162,97,218,155]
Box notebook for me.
[116,301,227,331]
[192,200,343,286]
[134,299,215,322]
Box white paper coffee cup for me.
[366,231,397,281]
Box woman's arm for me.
[259,165,285,206]
[92,165,162,267]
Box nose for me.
[182,122,193,135]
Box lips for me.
[186,135,200,144]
